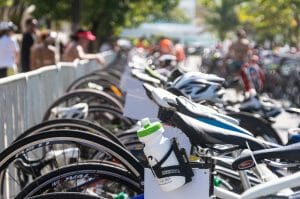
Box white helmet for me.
[176,72,225,84]
[51,103,89,119]
[171,72,224,103]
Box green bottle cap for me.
[214,176,222,187]
[114,192,128,199]
[137,118,162,138]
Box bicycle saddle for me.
[172,72,225,84]
[150,86,178,108]
[175,97,244,130]
[131,69,161,85]
[232,143,300,170]
[169,111,273,150]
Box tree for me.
[237,0,300,46]
[22,0,182,40]
[198,0,300,45]
[198,0,245,40]
[0,0,26,22]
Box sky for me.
[178,0,196,20]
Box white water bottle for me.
[137,118,185,192]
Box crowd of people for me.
[0,18,292,105]
[133,31,267,104]
[0,18,106,78]
[134,36,186,63]
[225,29,265,98]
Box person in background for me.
[173,39,186,63]
[240,55,265,96]
[21,18,37,72]
[239,55,265,110]
[159,36,174,55]
[30,30,56,70]
[135,36,149,50]
[0,21,20,78]
[63,29,105,65]
[226,29,251,74]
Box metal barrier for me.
[0,51,116,150]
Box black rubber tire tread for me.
[66,73,120,92]
[28,192,101,199]
[65,72,124,103]
[16,163,143,198]
[125,140,143,148]
[43,89,123,121]
[88,105,134,128]
[93,70,121,84]
[117,132,138,143]
[92,68,122,79]
[0,130,143,178]
[227,111,283,145]
[14,119,124,147]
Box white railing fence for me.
[0,51,116,150]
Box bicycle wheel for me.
[0,130,143,198]
[67,73,120,91]
[117,131,139,144]
[124,141,146,166]
[16,163,143,198]
[66,73,124,100]
[43,89,123,121]
[99,68,123,79]
[28,192,101,199]
[14,119,124,147]
[87,105,134,133]
[227,111,283,145]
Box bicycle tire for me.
[117,131,139,143]
[66,75,124,101]
[28,192,101,199]
[43,89,123,121]
[14,118,124,147]
[0,130,143,181]
[227,111,283,145]
[16,163,143,198]
[66,73,120,92]
[88,105,134,132]
[92,67,122,75]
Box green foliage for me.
[22,0,183,39]
[25,0,70,20]
[238,0,300,45]
[0,0,13,7]
[198,0,245,40]
[198,0,300,45]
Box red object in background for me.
[77,31,96,41]
[175,44,186,62]
[159,38,174,54]
[240,61,265,92]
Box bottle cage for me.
[149,138,194,184]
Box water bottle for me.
[137,118,185,192]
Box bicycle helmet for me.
[158,54,176,68]
[171,73,224,103]
[0,21,17,31]
[175,72,225,84]
[51,103,89,119]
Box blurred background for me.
[1,0,299,47]
[0,0,299,105]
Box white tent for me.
[121,23,217,47]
